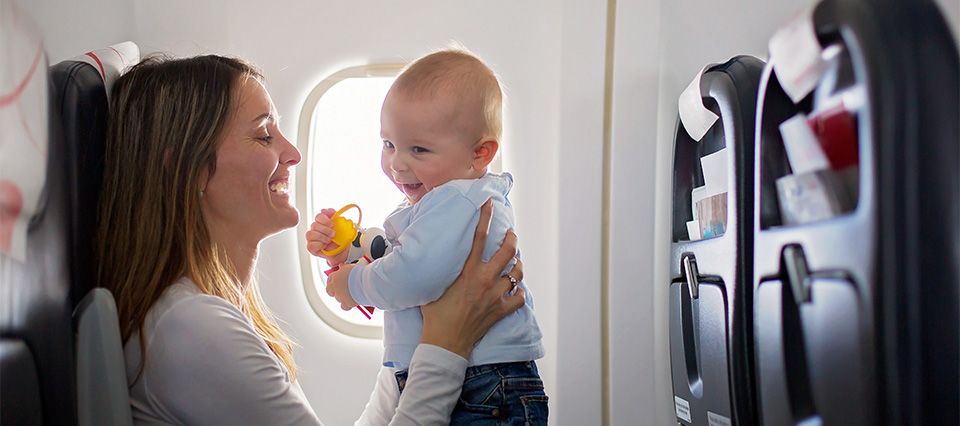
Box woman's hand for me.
[420,199,526,359]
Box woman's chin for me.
[280,207,300,229]
[264,206,300,235]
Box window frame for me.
[295,64,404,339]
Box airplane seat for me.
[48,42,140,426]
[49,42,139,307]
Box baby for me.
[306,49,546,424]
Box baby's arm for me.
[349,188,482,311]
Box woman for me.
[97,55,525,425]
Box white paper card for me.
[674,396,692,423]
[686,220,702,241]
[812,84,866,116]
[691,185,709,219]
[708,411,732,426]
[779,113,830,174]
[769,6,828,103]
[0,1,48,262]
[678,65,719,141]
[700,148,729,195]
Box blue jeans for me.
[396,360,548,425]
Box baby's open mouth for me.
[398,182,423,197]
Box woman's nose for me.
[280,136,301,166]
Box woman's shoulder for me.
[134,277,281,382]
[142,277,250,343]
[152,277,238,314]
[128,279,309,424]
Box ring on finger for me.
[503,273,519,290]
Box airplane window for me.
[296,65,403,339]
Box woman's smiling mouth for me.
[269,178,289,195]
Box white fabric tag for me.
[769,5,828,103]
[678,65,719,141]
[74,41,140,99]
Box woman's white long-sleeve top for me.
[124,277,467,425]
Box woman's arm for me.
[388,199,526,425]
[354,366,400,426]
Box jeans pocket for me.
[452,363,547,425]
[451,381,502,425]
[506,376,547,426]
[458,370,503,410]
[520,395,549,426]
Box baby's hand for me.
[306,208,349,266]
[326,264,358,310]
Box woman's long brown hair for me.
[98,55,297,380]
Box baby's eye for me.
[412,146,430,154]
[383,140,395,149]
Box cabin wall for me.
[20,0,134,63]
[606,1,661,424]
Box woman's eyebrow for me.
[251,112,274,125]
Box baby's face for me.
[380,91,485,204]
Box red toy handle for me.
[324,265,376,319]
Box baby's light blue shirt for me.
[348,172,544,370]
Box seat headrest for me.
[73,41,140,99]
[47,41,139,306]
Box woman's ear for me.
[197,165,211,197]
[472,140,499,171]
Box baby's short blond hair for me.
[392,49,503,140]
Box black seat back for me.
[49,60,109,307]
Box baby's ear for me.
[472,140,499,170]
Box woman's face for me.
[202,77,301,246]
